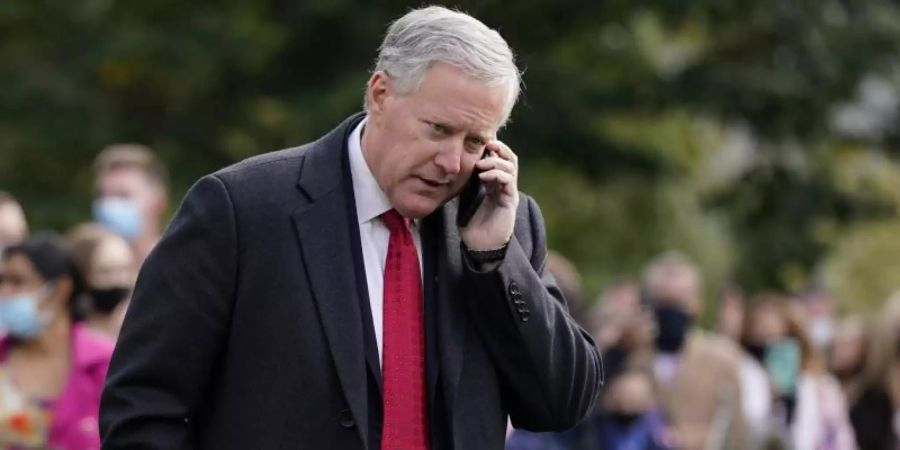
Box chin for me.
[392,194,444,219]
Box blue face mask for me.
[0,288,50,339]
[93,197,142,239]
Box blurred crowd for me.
[2,144,899,449]
[507,252,900,450]
[0,144,167,448]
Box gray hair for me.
[366,6,522,125]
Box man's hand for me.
[459,140,519,251]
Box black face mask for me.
[608,411,642,428]
[89,287,131,314]
[654,305,693,354]
[602,346,628,381]
[744,342,768,363]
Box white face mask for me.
[808,317,834,349]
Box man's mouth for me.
[416,176,450,189]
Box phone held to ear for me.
[457,151,488,227]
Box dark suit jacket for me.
[99,113,603,449]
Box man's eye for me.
[429,122,449,135]
[466,137,485,147]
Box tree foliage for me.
[2,0,899,310]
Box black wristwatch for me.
[465,242,509,263]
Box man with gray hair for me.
[100,6,602,450]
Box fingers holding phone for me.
[474,141,518,204]
[459,140,519,252]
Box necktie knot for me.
[382,209,410,234]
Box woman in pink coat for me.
[0,233,114,449]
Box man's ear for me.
[366,71,393,118]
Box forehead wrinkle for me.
[434,103,500,140]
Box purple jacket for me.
[0,324,114,450]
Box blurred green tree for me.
[1,0,898,311]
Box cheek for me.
[448,156,480,187]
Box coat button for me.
[339,409,355,428]
[508,282,520,296]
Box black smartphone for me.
[456,151,489,227]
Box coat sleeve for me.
[100,175,238,449]
[461,196,603,431]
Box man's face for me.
[646,265,701,317]
[363,62,508,218]
[96,167,162,224]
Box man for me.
[100,6,602,450]
[631,252,748,450]
[92,143,169,269]
[0,191,28,255]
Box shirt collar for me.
[348,117,393,224]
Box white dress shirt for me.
[347,118,423,365]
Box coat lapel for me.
[291,113,371,449]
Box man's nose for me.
[433,140,463,176]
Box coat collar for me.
[295,112,367,202]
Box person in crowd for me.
[587,280,654,385]
[100,6,602,449]
[0,233,113,449]
[799,287,837,351]
[829,316,896,450]
[67,224,136,339]
[630,252,748,450]
[891,340,900,445]
[546,250,588,326]
[742,293,856,450]
[506,365,671,450]
[740,294,794,448]
[0,192,28,256]
[716,283,745,343]
[880,292,900,443]
[92,144,168,270]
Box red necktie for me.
[380,210,430,450]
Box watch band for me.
[465,242,509,263]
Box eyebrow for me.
[428,119,493,144]
[469,131,493,143]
